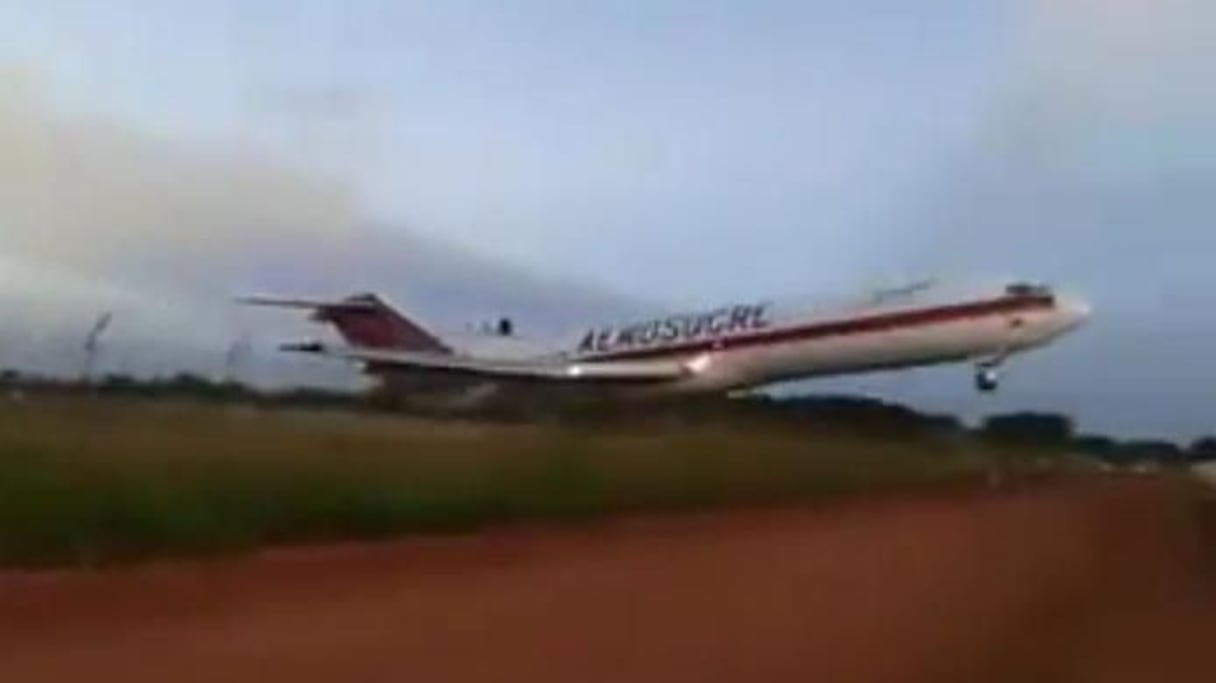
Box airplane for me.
[240,278,1090,404]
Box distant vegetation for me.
[2,369,1211,467]
[0,369,1209,569]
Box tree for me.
[1074,433,1117,457]
[1112,440,1184,466]
[980,413,1075,446]
[1187,437,1216,464]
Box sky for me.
[0,0,1212,438]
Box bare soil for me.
[1,479,1213,682]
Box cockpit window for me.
[1006,282,1053,298]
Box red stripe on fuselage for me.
[579,295,1054,363]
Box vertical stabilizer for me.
[315,294,450,353]
[240,293,451,353]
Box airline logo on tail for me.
[311,294,450,353]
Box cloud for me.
[0,71,642,380]
[0,69,365,378]
[857,0,1216,438]
[0,72,359,291]
[1020,0,1214,79]
[1005,0,1215,172]
[910,0,1216,281]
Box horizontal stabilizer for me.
[236,296,380,312]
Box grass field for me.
[0,397,1063,569]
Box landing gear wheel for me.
[975,367,1000,393]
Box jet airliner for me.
[242,278,1090,402]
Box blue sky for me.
[0,0,1213,437]
[0,0,1014,298]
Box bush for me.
[0,399,992,568]
[1188,437,1216,464]
[981,413,1075,447]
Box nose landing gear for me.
[974,354,1006,394]
[975,366,1000,393]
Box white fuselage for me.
[366,279,1091,402]
[556,279,1091,396]
[256,276,1088,405]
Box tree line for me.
[2,368,1212,467]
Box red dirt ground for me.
[1,479,1213,683]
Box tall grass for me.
[0,398,1000,568]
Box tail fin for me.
[240,293,451,353]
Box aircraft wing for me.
[282,343,693,384]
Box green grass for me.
[0,397,1027,569]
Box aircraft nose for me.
[1059,294,1093,329]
